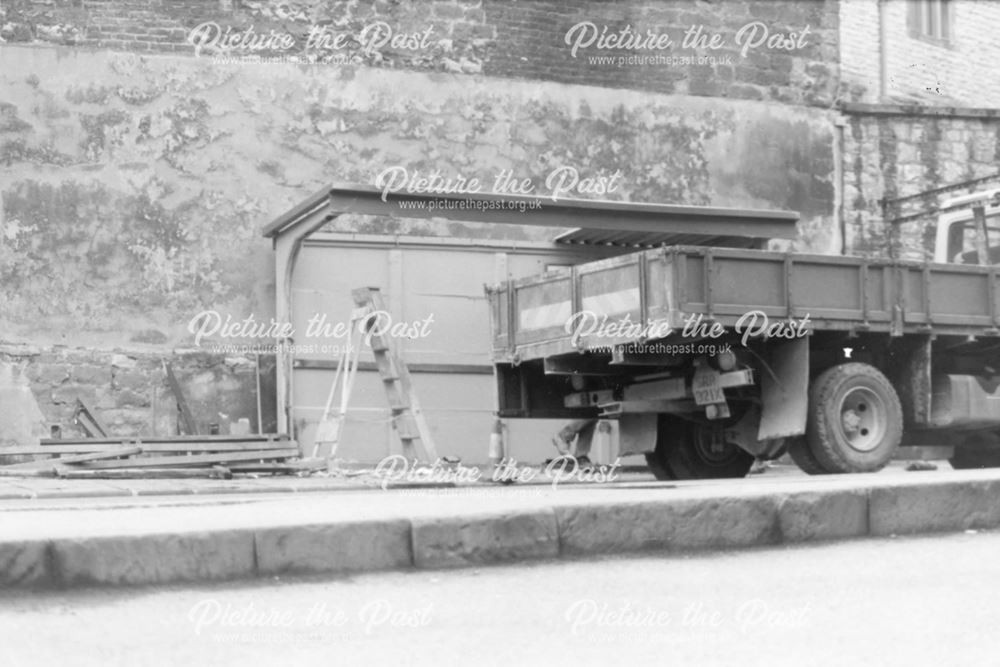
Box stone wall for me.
[0,44,839,349]
[842,105,1000,258]
[0,344,277,438]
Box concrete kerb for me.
[51,530,258,588]
[410,509,560,568]
[5,473,1000,589]
[868,476,1000,536]
[255,520,413,576]
[0,538,49,588]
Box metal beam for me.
[324,187,798,240]
[610,348,686,366]
[543,354,621,376]
[272,208,336,435]
[264,185,799,242]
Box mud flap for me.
[617,413,658,455]
[758,336,809,440]
[890,336,932,428]
[724,406,786,458]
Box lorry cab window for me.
[953,218,1000,264]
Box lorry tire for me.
[649,415,754,480]
[950,433,1000,469]
[787,435,829,475]
[950,448,1000,469]
[807,363,902,473]
[644,453,676,481]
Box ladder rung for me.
[392,414,419,439]
[383,383,405,399]
[368,334,392,351]
[374,355,399,381]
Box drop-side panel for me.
[488,246,1000,363]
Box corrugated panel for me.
[554,228,762,248]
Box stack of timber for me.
[0,435,322,479]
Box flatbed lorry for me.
[486,188,1000,478]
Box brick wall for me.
[482,0,838,106]
[840,0,1000,107]
[0,0,839,106]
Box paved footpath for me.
[1,462,998,590]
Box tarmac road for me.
[2,530,997,667]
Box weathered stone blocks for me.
[411,510,559,568]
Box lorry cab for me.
[934,188,1000,265]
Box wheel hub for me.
[692,426,740,465]
[838,387,886,453]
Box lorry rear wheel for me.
[650,415,754,480]
[950,433,1000,469]
[644,453,676,481]
[950,448,1000,469]
[807,363,902,473]
[787,435,830,475]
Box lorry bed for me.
[488,245,1000,362]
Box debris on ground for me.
[0,435,322,479]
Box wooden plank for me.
[56,467,233,480]
[76,448,300,470]
[3,445,122,455]
[27,440,298,454]
[74,397,110,437]
[40,434,291,446]
[0,447,142,471]
[222,465,310,474]
[228,458,328,473]
[0,468,57,478]
[165,362,198,435]
[132,442,298,453]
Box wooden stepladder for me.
[314,287,438,462]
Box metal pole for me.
[878,0,889,103]
[973,205,990,265]
[255,352,264,434]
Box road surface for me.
[2,531,996,667]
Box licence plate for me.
[692,367,725,405]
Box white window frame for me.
[909,0,953,45]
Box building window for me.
[909,0,952,44]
